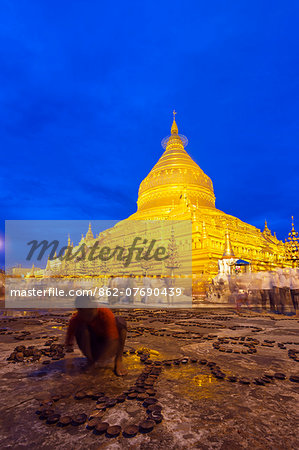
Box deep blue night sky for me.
[1,1,299,268]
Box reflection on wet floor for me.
[123,353,145,372]
[164,365,220,400]
[123,348,165,371]
[0,309,71,318]
[0,309,50,318]
[125,348,221,401]
[0,310,34,317]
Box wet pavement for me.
[0,307,298,449]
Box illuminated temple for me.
[32,113,294,293]
[127,113,288,276]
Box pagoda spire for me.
[288,216,298,240]
[223,227,235,259]
[135,112,215,216]
[291,216,296,232]
[86,222,94,241]
[263,220,271,235]
[171,109,178,135]
[28,264,35,278]
[285,216,299,267]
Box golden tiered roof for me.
[136,112,215,216]
[285,216,299,265]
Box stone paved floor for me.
[0,307,298,449]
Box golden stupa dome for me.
[137,112,216,213]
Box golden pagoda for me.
[285,216,299,267]
[131,111,215,218]
[128,111,288,285]
[41,112,290,295]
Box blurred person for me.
[235,272,251,311]
[260,271,272,310]
[249,272,262,308]
[272,270,281,313]
[107,276,118,305]
[289,268,299,315]
[155,275,168,305]
[141,275,152,304]
[284,268,293,312]
[228,277,241,311]
[124,274,137,304]
[228,274,238,296]
[277,269,289,315]
[227,274,238,306]
[235,289,250,312]
[268,272,276,312]
[65,295,127,376]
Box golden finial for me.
[263,220,270,233]
[171,110,178,135]
[86,222,94,240]
[161,111,188,148]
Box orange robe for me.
[65,308,119,346]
